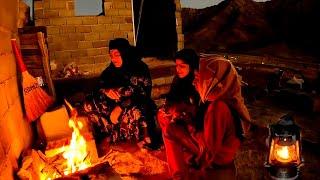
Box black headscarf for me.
[174,48,199,70]
[108,38,131,67]
[99,38,151,95]
[166,49,200,104]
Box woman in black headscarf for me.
[84,38,156,144]
[100,38,151,96]
[166,48,200,104]
[157,49,200,139]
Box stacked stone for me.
[0,1,33,178]
[34,0,134,76]
[175,0,184,51]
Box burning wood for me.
[18,145,168,179]
[18,100,100,179]
[17,149,111,180]
[61,119,91,175]
[17,100,168,179]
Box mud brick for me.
[92,40,108,48]
[51,18,67,25]
[78,41,93,49]
[82,17,98,25]
[84,33,100,41]
[118,9,132,16]
[119,24,133,31]
[66,17,82,25]
[87,48,101,56]
[106,24,120,31]
[76,26,92,33]
[91,25,106,32]
[98,16,112,24]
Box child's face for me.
[175,59,190,78]
[110,49,123,68]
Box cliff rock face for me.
[184,0,274,52]
[183,0,320,57]
[182,2,227,33]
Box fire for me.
[62,118,91,175]
[62,99,91,175]
[42,100,92,178]
[273,143,298,163]
[16,100,99,180]
[276,146,289,160]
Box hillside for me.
[183,0,320,58]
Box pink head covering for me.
[197,55,252,134]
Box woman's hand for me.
[158,107,173,119]
[187,124,196,134]
[101,88,120,100]
[110,105,122,124]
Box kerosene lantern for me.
[265,114,303,179]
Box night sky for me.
[23,0,272,19]
[180,0,270,9]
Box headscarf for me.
[108,38,145,73]
[197,55,252,134]
[100,38,149,89]
[166,49,200,104]
[174,48,199,70]
[108,38,131,67]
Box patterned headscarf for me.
[197,55,252,134]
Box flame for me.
[272,143,298,163]
[62,118,91,175]
[64,99,77,117]
[62,100,91,175]
[268,140,301,165]
[276,146,290,160]
[38,100,93,179]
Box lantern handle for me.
[278,113,295,125]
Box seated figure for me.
[83,38,157,145]
[160,53,252,180]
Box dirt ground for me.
[83,96,320,180]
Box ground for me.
[81,96,320,180]
[52,57,319,179]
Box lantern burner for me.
[265,114,303,179]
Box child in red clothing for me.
[159,54,252,179]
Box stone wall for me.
[34,0,184,77]
[174,0,184,51]
[34,0,135,77]
[0,0,33,178]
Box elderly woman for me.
[161,55,252,179]
[84,38,157,145]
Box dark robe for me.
[84,46,156,143]
[166,73,199,105]
[99,58,152,107]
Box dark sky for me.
[180,0,269,9]
[23,0,270,17]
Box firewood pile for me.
[17,147,168,180]
[17,149,101,180]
